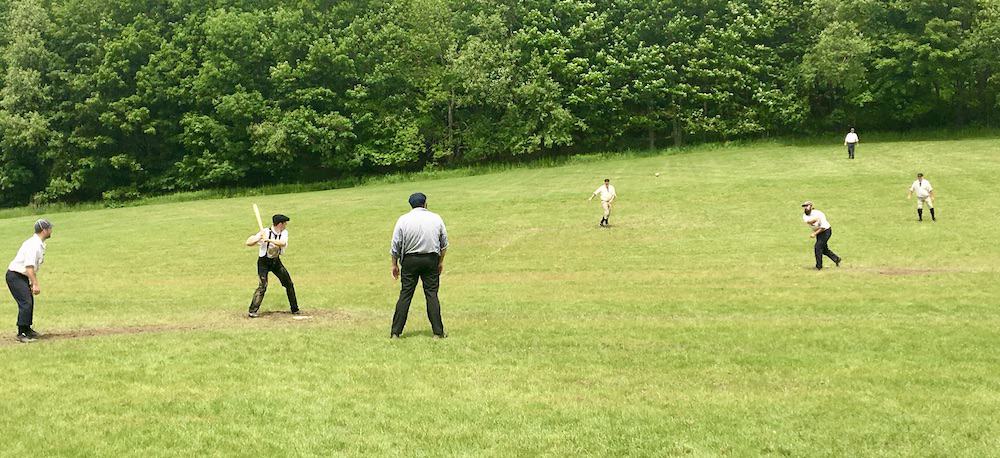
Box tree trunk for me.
[447,94,454,153]
[672,118,683,147]
[647,125,655,150]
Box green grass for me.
[1,137,999,456]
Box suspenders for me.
[264,229,280,258]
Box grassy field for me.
[1,136,999,456]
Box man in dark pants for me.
[802,201,842,270]
[246,214,298,317]
[7,219,53,343]
[844,128,859,159]
[390,193,449,339]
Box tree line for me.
[0,0,997,206]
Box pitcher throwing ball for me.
[589,178,617,227]
[907,173,936,221]
[246,214,298,317]
[801,201,842,270]
[7,219,53,343]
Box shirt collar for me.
[410,207,428,213]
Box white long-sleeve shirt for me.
[845,132,859,144]
[593,184,617,202]
[8,234,46,274]
[257,227,288,258]
[910,179,933,198]
[803,210,831,230]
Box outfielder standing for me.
[801,201,842,270]
[907,173,936,222]
[7,219,53,343]
[589,178,617,227]
[246,214,298,317]
[844,128,859,159]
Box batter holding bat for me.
[245,210,298,317]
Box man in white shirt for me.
[844,128,859,159]
[245,214,298,317]
[907,173,936,222]
[390,192,449,339]
[801,201,842,270]
[588,178,617,227]
[7,219,53,343]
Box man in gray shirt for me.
[390,192,449,339]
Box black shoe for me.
[291,309,300,315]
[25,328,40,339]
[432,333,448,339]
[248,312,259,318]
[16,333,36,343]
[390,334,401,339]
[835,258,841,267]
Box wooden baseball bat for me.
[252,204,264,231]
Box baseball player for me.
[7,219,53,343]
[245,214,298,317]
[844,128,859,159]
[588,178,617,227]
[802,201,842,270]
[907,173,936,221]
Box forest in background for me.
[0,0,997,206]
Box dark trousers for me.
[391,253,445,336]
[6,270,33,328]
[249,256,297,313]
[814,228,841,269]
[847,143,856,159]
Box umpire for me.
[7,219,53,343]
[389,193,449,339]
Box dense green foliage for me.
[0,0,997,206]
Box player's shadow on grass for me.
[255,310,298,317]
[395,330,445,339]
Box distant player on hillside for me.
[588,178,617,227]
[907,173,936,222]
[245,214,298,317]
[844,128,859,159]
[801,201,842,270]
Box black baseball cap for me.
[409,192,427,208]
[272,214,290,224]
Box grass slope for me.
[1,137,999,456]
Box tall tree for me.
[0,0,56,206]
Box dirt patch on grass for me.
[249,309,352,321]
[37,324,200,341]
[1,308,354,347]
[876,268,957,276]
